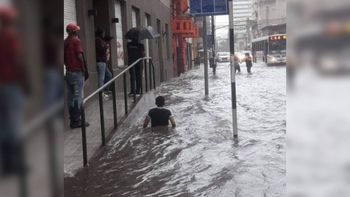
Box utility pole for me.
[203,16,209,96]
[229,0,238,138]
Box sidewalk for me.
[64,91,148,176]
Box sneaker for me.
[103,93,110,98]
[104,90,112,95]
[70,121,90,129]
[128,93,136,97]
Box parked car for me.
[216,52,230,62]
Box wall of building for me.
[75,0,97,94]
[233,0,253,34]
[160,0,171,8]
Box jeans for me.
[0,85,24,140]
[45,68,63,106]
[104,67,112,83]
[65,71,84,123]
[129,63,143,94]
[97,62,107,88]
[104,66,113,92]
[0,85,24,174]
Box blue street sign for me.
[189,0,229,16]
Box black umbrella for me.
[125,26,160,40]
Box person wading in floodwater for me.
[234,54,241,73]
[209,57,217,75]
[143,96,176,129]
[245,52,253,74]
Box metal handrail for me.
[23,100,63,138]
[83,57,152,104]
[80,56,156,167]
[20,100,64,197]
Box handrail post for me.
[149,59,152,89]
[151,59,156,89]
[140,59,143,95]
[111,81,117,129]
[81,106,88,167]
[98,92,106,146]
[78,57,155,168]
[144,59,148,92]
[19,143,27,197]
[132,67,137,102]
[123,73,128,115]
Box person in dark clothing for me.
[127,38,145,95]
[209,57,217,75]
[143,96,176,128]
[245,53,253,73]
[234,55,241,73]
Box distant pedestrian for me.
[127,38,144,96]
[143,96,176,129]
[245,53,253,73]
[234,55,241,73]
[64,23,89,129]
[209,57,217,75]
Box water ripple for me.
[65,63,286,197]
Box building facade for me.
[252,0,287,37]
[233,0,254,50]
[64,0,174,95]
[171,0,199,75]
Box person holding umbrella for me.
[127,38,144,96]
[125,26,159,96]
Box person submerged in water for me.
[143,96,176,129]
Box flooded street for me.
[65,62,286,197]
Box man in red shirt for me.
[0,5,26,176]
[0,6,22,85]
[64,23,89,129]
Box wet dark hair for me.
[95,28,105,38]
[155,96,165,107]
